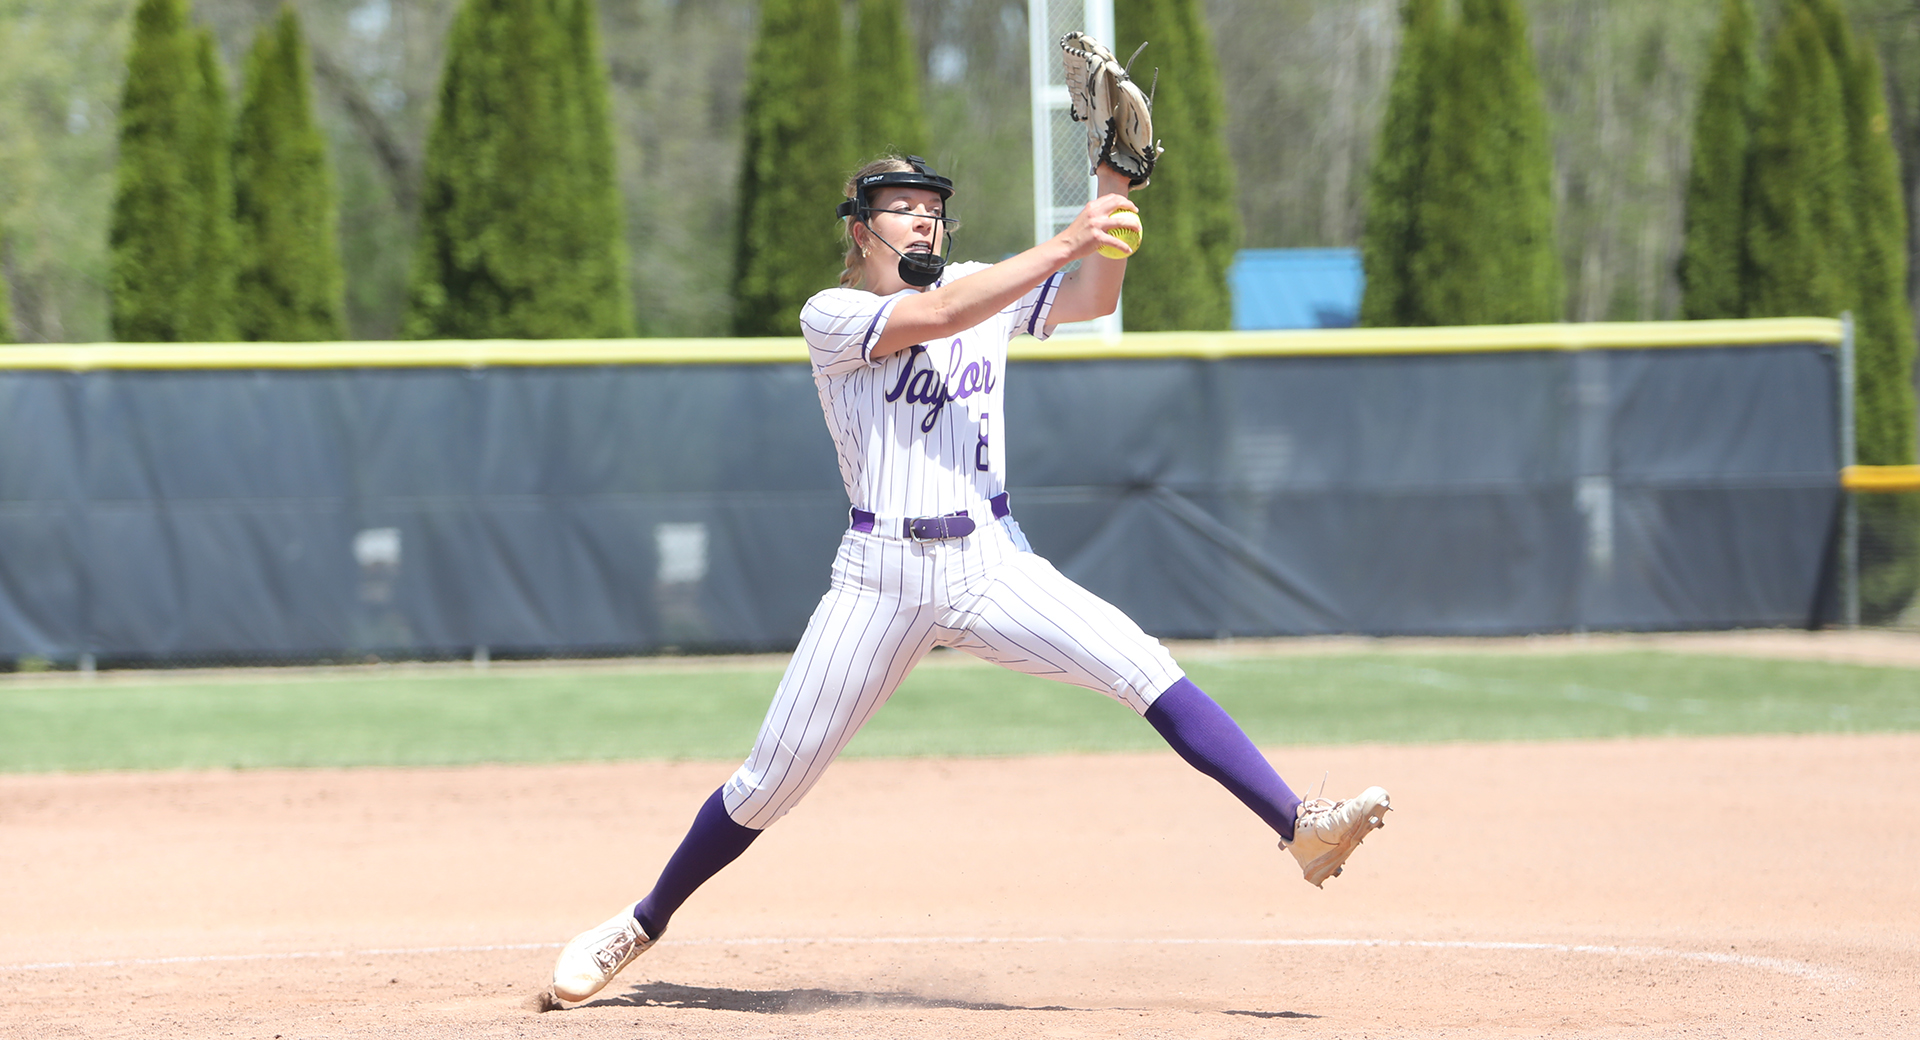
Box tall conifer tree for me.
[1114,0,1237,330]
[851,0,927,161]
[1809,0,1916,469]
[566,0,631,334]
[109,0,238,342]
[1745,4,1851,320]
[233,6,345,341]
[1808,0,1918,619]
[1840,52,1919,462]
[1359,0,1556,326]
[1677,0,1758,320]
[732,0,849,336]
[1169,0,1237,329]
[405,0,632,339]
[1116,0,1199,332]
[1359,0,1441,327]
[1410,0,1559,325]
[186,30,238,340]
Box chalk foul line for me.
[0,935,1856,987]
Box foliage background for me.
[0,0,1916,377]
[107,0,239,343]
[401,0,632,339]
[730,0,848,337]
[232,5,347,341]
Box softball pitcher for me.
[548,35,1390,1006]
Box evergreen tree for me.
[1839,51,1918,458]
[1745,3,1851,320]
[1170,0,1238,328]
[109,0,238,342]
[1359,0,1441,328]
[732,0,849,336]
[233,6,345,341]
[1810,0,1918,620]
[1113,0,1193,332]
[1410,0,1560,325]
[851,0,927,161]
[566,0,631,334]
[1114,0,1237,331]
[1813,1,1916,470]
[1677,0,1758,321]
[405,0,632,340]
[186,30,238,340]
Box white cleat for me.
[1281,786,1391,888]
[549,902,656,1004]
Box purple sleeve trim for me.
[862,296,899,364]
[1027,273,1062,337]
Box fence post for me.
[1839,312,1858,629]
[1029,0,1121,339]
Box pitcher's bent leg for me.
[635,534,939,937]
[723,534,939,829]
[633,787,760,939]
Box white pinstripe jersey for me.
[799,262,1064,518]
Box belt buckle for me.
[908,513,976,541]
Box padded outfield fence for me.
[0,319,1870,668]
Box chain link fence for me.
[1842,467,1920,628]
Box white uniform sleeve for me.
[937,261,1066,343]
[801,287,910,376]
[1004,270,1066,341]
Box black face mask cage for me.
[836,156,956,287]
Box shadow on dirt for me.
[586,981,1322,1020]
[592,980,1088,1014]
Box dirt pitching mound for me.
[3,732,1915,1039]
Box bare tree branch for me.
[308,44,419,216]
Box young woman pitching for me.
[547,37,1389,1007]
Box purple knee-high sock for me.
[633,787,761,939]
[1145,677,1303,841]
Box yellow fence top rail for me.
[0,338,808,370]
[1842,465,1920,493]
[1011,318,1844,360]
[0,318,1843,371]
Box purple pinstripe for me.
[721,521,1184,828]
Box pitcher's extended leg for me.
[950,539,1389,886]
[1144,677,1301,840]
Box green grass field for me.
[1,650,1915,772]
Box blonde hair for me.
[839,156,915,290]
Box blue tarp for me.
[1228,248,1364,330]
[0,337,1842,662]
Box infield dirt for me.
[4,721,1917,1038]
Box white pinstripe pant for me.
[721,518,1185,829]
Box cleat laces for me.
[593,930,635,975]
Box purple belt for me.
[850,492,1011,541]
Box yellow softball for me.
[1099,208,1143,259]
